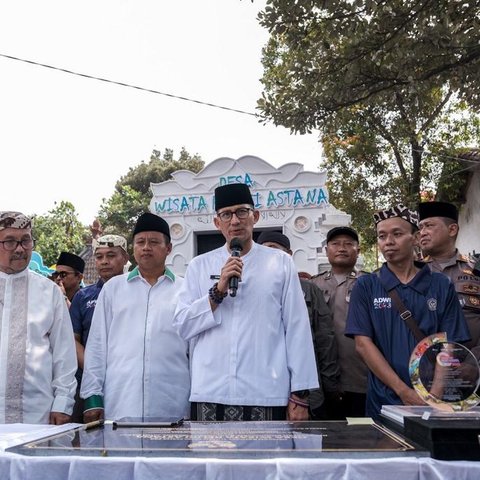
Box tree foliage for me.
[32,201,88,267]
[258,0,480,244]
[98,147,204,241]
[116,147,204,195]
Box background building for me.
[149,155,351,276]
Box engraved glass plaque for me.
[7,421,424,458]
[409,333,480,411]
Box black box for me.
[404,417,480,460]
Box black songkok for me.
[418,201,458,222]
[257,231,291,250]
[56,252,85,274]
[326,226,359,243]
[214,184,254,211]
[133,212,171,241]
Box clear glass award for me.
[409,333,480,411]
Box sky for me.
[0,1,324,224]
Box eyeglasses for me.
[51,271,77,280]
[217,207,253,222]
[0,238,35,251]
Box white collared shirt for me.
[81,267,190,419]
[173,243,319,406]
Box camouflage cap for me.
[373,204,419,228]
[92,234,128,253]
[0,211,31,231]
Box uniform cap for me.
[326,226,359,243]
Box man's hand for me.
[398,386,426,406]
[49,412,71,425]
[217,256,243,294]
[83,408,104,423]
[287,395,309,421]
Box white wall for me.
[457,167,480,256]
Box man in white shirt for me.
[0,211,77,424]
[174,184,318,421]
[81,212,190,422]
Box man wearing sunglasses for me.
[52,252,85,305]
[0,211,77,424]
[174,184,318,421]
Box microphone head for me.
[230,237,243,252]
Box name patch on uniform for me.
[427,298,437,311]
[373,297,392,309]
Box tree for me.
[32,201,88,267]
[258,0,480,240]
[98,147,204,241]
[321,104,480,247]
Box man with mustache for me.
[0,211,77,424]
[312,226,368,418]
[174,184,318,421]
[418,201,480,349]
[345,204,469,419]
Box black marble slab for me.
[7,420,428,459]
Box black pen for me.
[112,419,183,429]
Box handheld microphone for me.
[228,237,243,297]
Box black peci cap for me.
[418,201,458,222]
[56,252,85,273]
[133,212,171,241]
[214,184,254,211]
[257,231,291,250]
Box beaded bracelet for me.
[209,282,227,305]
[288,396,309,408]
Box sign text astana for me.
[153,173,328,215]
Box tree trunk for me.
[410,140,422,206]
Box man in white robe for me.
[0,211,77,424]
[173,184,319,421]
[81,212,190,421]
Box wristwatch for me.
[292,390,310,399]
